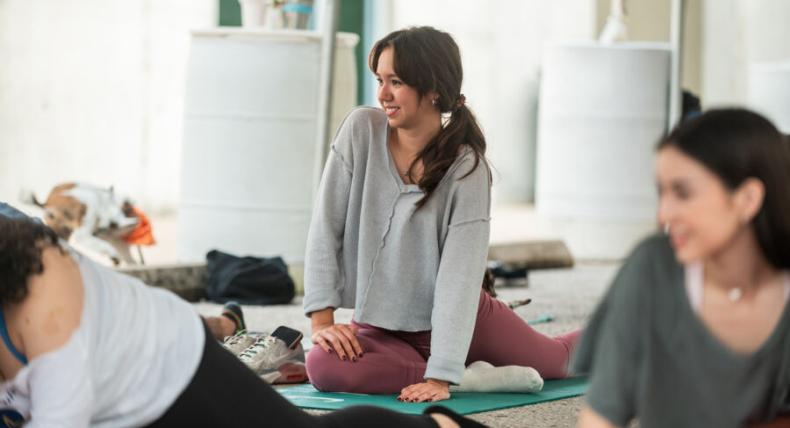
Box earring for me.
[663,223,670,234]
[431,98,438,106]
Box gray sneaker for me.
[221,332,258,355]
[237,335,305,377]
[260,361,308,384]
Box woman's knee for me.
[306,347,380,392]
[306,347,351,391]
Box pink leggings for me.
[306,290,581,394]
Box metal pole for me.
[313,0,338,198]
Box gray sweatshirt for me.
[303,107,491,383]
[572,234,790,427]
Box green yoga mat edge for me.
[278,377,588,415]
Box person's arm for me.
[18,247,83,357]
[302,141,352,315]
[425,219,490,381]
[14,247,93,427]
[303,108,361,317]
[400,159,491,402]
[578,407,620,428]
[303,109,366,359]
[398,217,489,403]
[572,238,667,427]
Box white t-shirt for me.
[0,249,204,427]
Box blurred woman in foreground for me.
[575,108,790,428]
[0,213,481,427]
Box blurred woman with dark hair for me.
[0,216,486,427]
[575,108,790,427]
[303,26,580,403]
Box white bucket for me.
[748,61,790,133]
[179,30,359,263]
[238,0,267,28]
[535,42,671,221]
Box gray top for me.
[303,107,491,383]
[572,234,790,428]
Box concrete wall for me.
[0,0,216,212]
[701,0,790,106]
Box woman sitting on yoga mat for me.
[302,26,580,403]
[0,216,485,428]
[574,109,790,428]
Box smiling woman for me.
[574,108,790,428]
[368,26,487,204]
[302,26,581,406]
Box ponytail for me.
[412,100,489,208]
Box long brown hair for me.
[657,108,790,269]
[0,217,62,306]
[369,26,490,208]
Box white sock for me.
[449,361,544,393]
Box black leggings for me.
[147,323,440,428]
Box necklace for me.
[728,287,743,302]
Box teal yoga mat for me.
[278,377,587,415]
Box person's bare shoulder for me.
[14,246,84,359]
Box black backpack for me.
[205,250,295,305]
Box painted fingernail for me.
[351,356,357,362]
[341,355,347,361]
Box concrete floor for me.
[193,263,620,428]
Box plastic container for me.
[535,42,671,221]
[748,61,790,133]
[238,0,267,28]
[178,30,359,262]
[283,0,314,30]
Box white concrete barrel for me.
[748,61,790,133]
[178,29,359,262]
[535,42,671,221]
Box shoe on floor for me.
[260,361,309,384]
[238,334,305,377]
[221,301,246,335]
[221,331,258,355]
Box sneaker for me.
[237,335,305,377]
[221,331,258,355]
[221,301,246,334]
[260,361,309,385]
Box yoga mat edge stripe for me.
[278,377,588,415]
